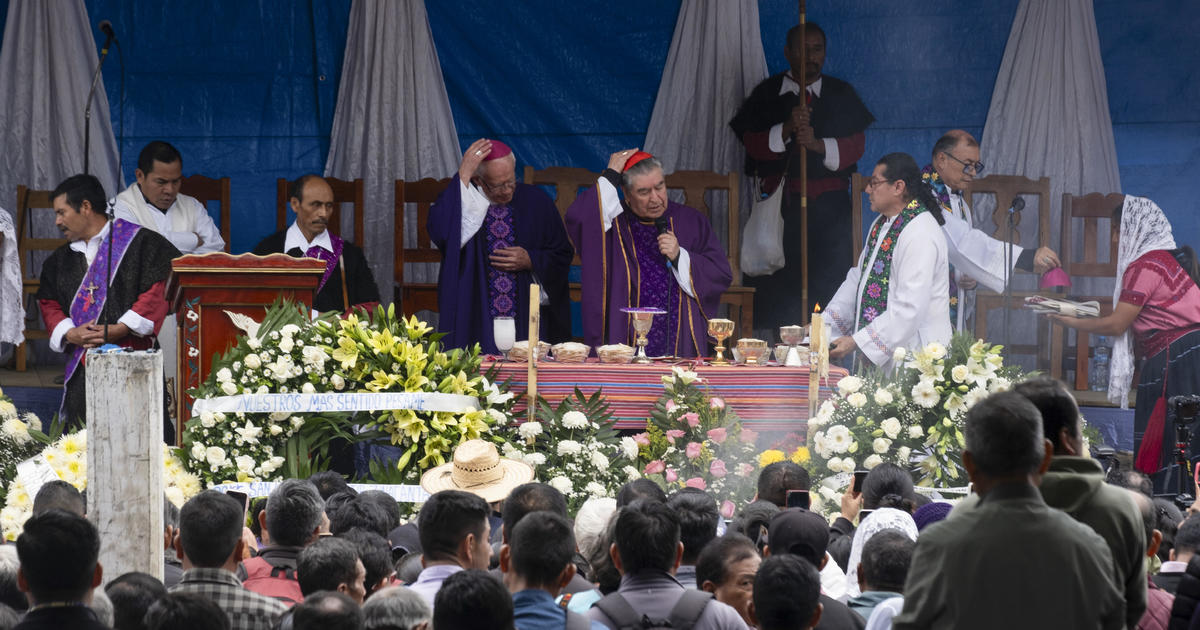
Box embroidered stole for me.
[484,204,517,318]
[857,199,926,330]
[64,219,141,384]
[305,233,344,293]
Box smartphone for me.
[858,509,874,524]
[852,470,869,494]
[785,489,810,510]
[226,490,249,522]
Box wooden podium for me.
[165,253,326,439]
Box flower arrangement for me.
[328,305,515,483]
[1,429,201,541]
[634,367,760,514]
[181,301,358,486]
[805,333,1025,498]
[0,389,41,508]
[500,389,635,513]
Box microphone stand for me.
[83,31,114,175]
[1002,197,1025,356]
[104,203,114,345]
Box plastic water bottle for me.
[1090,337,1110,392]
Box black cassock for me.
[252,231,380,313]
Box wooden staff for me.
[798,0,810,324]
[526,284,540,418]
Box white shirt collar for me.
[69,220,110,265]
[780,74,822,98]
[284,222,333,254]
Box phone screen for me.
[226,490,249,522]
[785,489,810,510]
[852,470,868,494]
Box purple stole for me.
[64,219,141,385]
[305,233,344,292]
[484,204,517,317]
[626,219,678,356]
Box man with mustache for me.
[252,174,380,314]
[112,141,225,255]
[35,174,179,432]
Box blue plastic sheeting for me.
[80,0,348,253]
[0,1,1194,256]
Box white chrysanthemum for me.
[524,452,547,467]
[221,381,238,396]
[164,486,185,508]
[205,446,227,467]
[585,482,607,497]
[872,437,891,454]
[837,375,863,395]
[925,342,947,360]
[518,422,543,439]
[812,432,832,459]
[880,417,902,439]
[951,365,970,383]
[561,411,588,429]
[620,436,640,460]
[548,476,574,495]
[863,454,883,469]
[2,416,31,444]
[989,377,1011,393]
[826,425,852,454]
[624,465,641,481]
[813,400,836,427]
[557,440,583,456]
[897,446,912,462]
[964,387,989,409]
[908,425,924,439]
[912,382,939,408]
[590,451,610,470]
[873,389,894,406]
[847,392,867,409]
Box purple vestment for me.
[566,185,731,358]
[427,175,574,354]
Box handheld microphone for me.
[1008,197,1026,214]
[654,217,674,269]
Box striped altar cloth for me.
[483,359,848,431]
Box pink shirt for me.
[1119,250,1200,357]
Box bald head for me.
[932,130,982,192]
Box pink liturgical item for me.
[484,140,512,161]
[1040,267,1072,289]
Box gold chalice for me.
[706,318,735,365]
[736,338,769,366]
[779,325,804,366]
[622,307,666,364]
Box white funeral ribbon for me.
[211,481,431,503]
[191,392,481,416]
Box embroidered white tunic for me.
[826,210,952,368]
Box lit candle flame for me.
[814,303,822,313]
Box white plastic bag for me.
[740,181,786,276]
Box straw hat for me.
[420,439,534,503]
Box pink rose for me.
[665,429,686,444]
[685,477,707,490]
[633,432,651,446]
[710,397,725,410]
[720,500,737,519]
[686,442,703,459]
[706,427,728,444]
[644,460,665,475]
[740,428,759,444]
[684,412,700,428]
[709,459,728,478]
[666,468,679,483]
[665,400,678,413]
[737,463,755,477]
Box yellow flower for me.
[790,447,811,464]
[59,432,86,456]
[405,315,433,340]
[366,370,400,392]
[331,337,360,371]
[403,372,430,392]
[391,409,426,442]
[758,449,786,468]
[439,371,470,395]
[367,328,397,355]
[418,435,452,468]
[457,410,490,440]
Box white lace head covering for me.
[1108,196,1176,407]
[845,507,918,598]
[0,207,24,346]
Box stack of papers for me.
[1024,295,1101,318]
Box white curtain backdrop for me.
[324,0,461,303]
[0,0,121,361]
[643,0,768,263]
[978,0,1121,364]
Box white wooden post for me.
[86,350,164,582]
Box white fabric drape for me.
[324,0,461,302]
[978,0,1121,357]
[0,208,22,346]
[642,0,767,262]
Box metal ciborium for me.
[622,308,666,364]
[707,318,735,365]
[779,324,804,366]
[736,338,770,366]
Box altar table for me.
[482,359,848,431]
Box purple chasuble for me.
[628,220,679,356]
[65,219,141,384]
[305,232,344,292]
[484,204,518,317]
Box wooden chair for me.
[275,177,365,243]
[1049,192,1125,389]
[179,174,231,252]
[394,178,452,316]
[13,186,66,371]
[522,166,599,266]
[967,174,1053,367]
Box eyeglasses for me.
[480,179,517,194]
[941,151,985,176]
[864,177,894,190]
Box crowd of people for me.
[3,376,1200,629]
